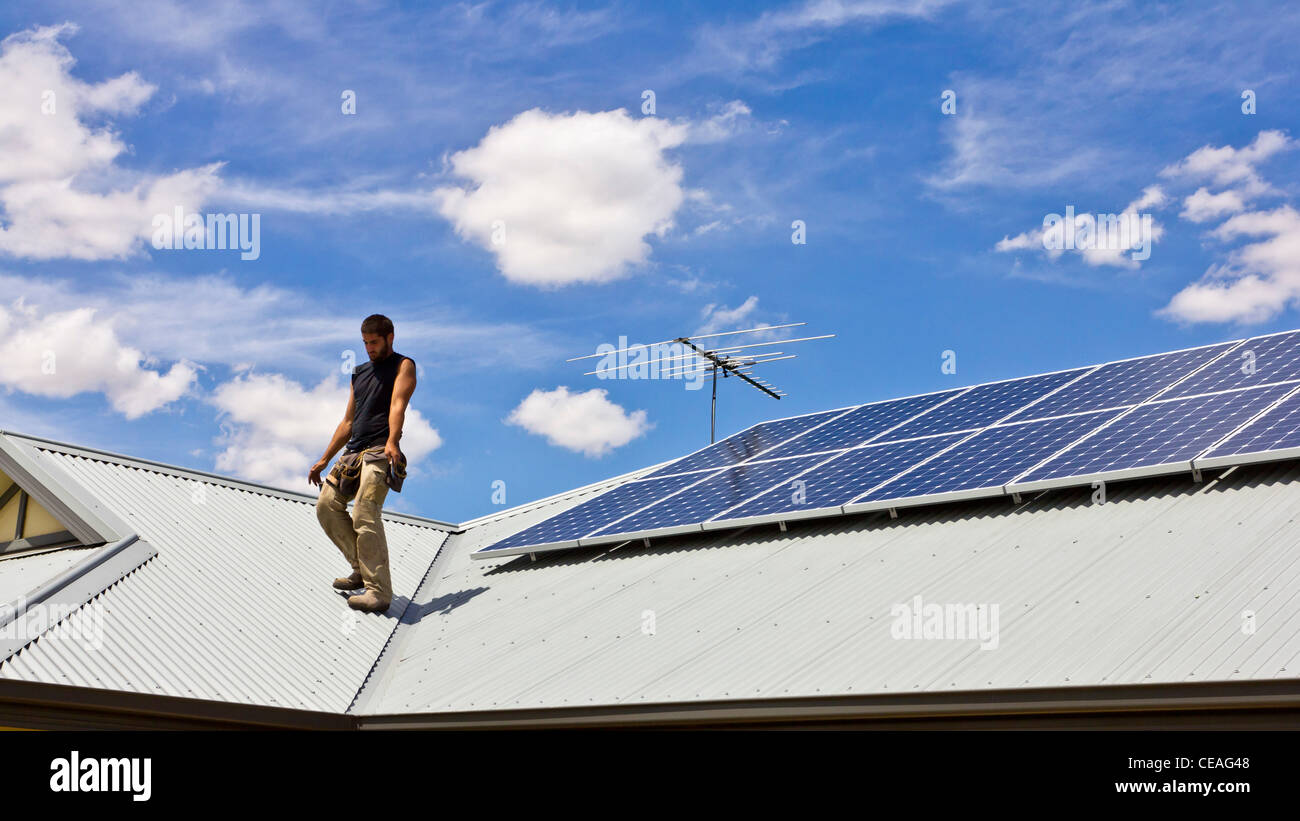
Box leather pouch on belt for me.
[359,446,407,493]
[328,451,365,496]
[388,456,407,493]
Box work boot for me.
[347,590,391,613]
[333,571,364,590]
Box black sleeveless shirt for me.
[347,351,413,451]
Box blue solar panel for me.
[856,410,1120,502]
[757,390,962,460]
[593,454,830,535]
[478,471,719,552]
[881,369,1087,441]
[1017,384,1293,482]
[1201,388,1300,458]
[719,434,968,520]
[641,407,851,478]
[1005,343,1235,421]
[1163,332,1300,398]
[476,333,1300,560]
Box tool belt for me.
[327,445,407,494]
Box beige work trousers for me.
[315,449,393,602]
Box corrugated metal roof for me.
[354,459,1300,715]
[0,547,97,605]
[0,436,450,713]
[4,426,1297,723]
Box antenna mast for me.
[569,323,834,443]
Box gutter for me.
[356,679,1300,730]
[0,678,354,730]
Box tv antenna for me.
[568,322,834,443]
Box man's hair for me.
[361,314,394,337]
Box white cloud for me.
[697,296,762,335]
[0,24,222,260]
[693,0,955,74]
[433,107,689,287]
[1077,188,1166,268]
[1128,185,1167,211]
[994,187,1165,270]
[687,100,755,143]
[1158,131,1295,227]
[1159,129,1293,196]
[209,370,442,491]
[1156,131,1300,325]
[0,296,197,419]
[929,101,1106,191]
[218,179,441,215]
[1180,187,1246,223]
[506,386,651,457]
[1159,206,1300,324]
[0,269,567,376]
[994,231,1041,253]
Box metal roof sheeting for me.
[355,459,1300,715]
[3,426,1297,723]
[0,547,98,606]
[0,439,448,713]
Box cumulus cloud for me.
[433,108,689,287]
[1160,130,1294,228]
[1159,206,1300,325]
[1156,131,1300,325]
[0,24,222,260]
[994,131,1298,316]
[209,370,442,491]
[0,296,198,418]
[1128,185,1167,211]
[1159,129,1293,196]
[506,386,651,456]
[1180,187,1246,223]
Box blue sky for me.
[1,0,1298,521]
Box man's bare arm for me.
[384,359,417,460]
[309,386,355,486]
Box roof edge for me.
[3,672,1295,730]
[356,678,1300,729]
[0,677,355,730]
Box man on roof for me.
[308,314,417,614]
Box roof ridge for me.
[0,429,458,532]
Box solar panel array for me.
[1204,391,1300,450]
[476,331,1300,560]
